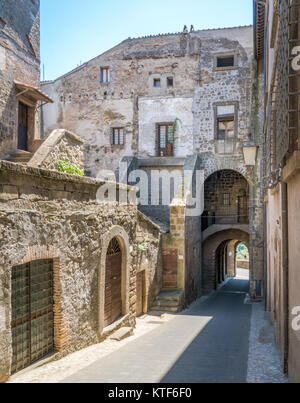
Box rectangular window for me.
[101,67,110,83]
[223,193,230,206]
[158,123,174,156]
[216,56,235,69]
[153,78,161,87]
[167,77,174,87]
[112,128,124,145]
[217,116,235,140]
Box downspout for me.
[251,0,267,299]
[282,182,289,374]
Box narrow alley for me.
[9,270,286,384]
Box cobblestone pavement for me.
[63,274,252,383]
[8,313,177,383]
[9,269,288,383]
[247,301,289,383]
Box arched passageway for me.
[201,169,251,293]
[202,229,250,292]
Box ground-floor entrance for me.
[104,238,122,328]
[11,259,54,374]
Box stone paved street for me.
[9,270,287,384]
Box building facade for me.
[0,0,53,162]
[42,25,264,300]
[0,1,162,381]
[255,0,300,382]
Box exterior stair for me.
[151,289,184,313]
[4,150,33,164]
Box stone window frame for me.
[213,101,239,140]
[100,67,110,83]
[110,127,126,148]
[167,77,174,87]
[213,52,239,71]
[153,78,161,88]
[156,122,175,157]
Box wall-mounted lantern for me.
[242,135,259,185]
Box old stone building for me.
[4,0,293,384]
[0,0,53,161]
[0,0,163,381]
[255,0,300,383]
[41,24,264,302]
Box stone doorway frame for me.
[98,226,130,336]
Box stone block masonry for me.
[0,160,148,380]
[0,0,41,157]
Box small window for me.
[216,56,235,69]
[101,67,110,83]
[217,116,235,140]
[167,77,174,87]
[223,193,230,206]
[112,128,124,145]
[153,78,161,88]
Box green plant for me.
[172,117,183,133]
[137,237,149,252]
[56,160,84,177]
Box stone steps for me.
[151,289,184,313]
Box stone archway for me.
[98,226,130,335]
[202,229,250,292]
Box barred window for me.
[112,128,124,145]
[222,193,230,206]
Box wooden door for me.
[11,259,54,374]
[162,249,178,288]
[18,102,28,151]
[104,239,122,328]
[136,271,144,317]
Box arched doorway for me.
[104,238,122,328]
[98,226,130,335]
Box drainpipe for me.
[252,0,267,299]
[249,183,255,298]
[282,182,289,374]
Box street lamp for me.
[242,137,259,185]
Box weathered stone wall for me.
[40,25,264,306]
[0,0,40,157]
[28,129,85,171]
[0,161,138,380]
[193,26,253,155]
[136,212,163,311]
[41,32,200,176]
